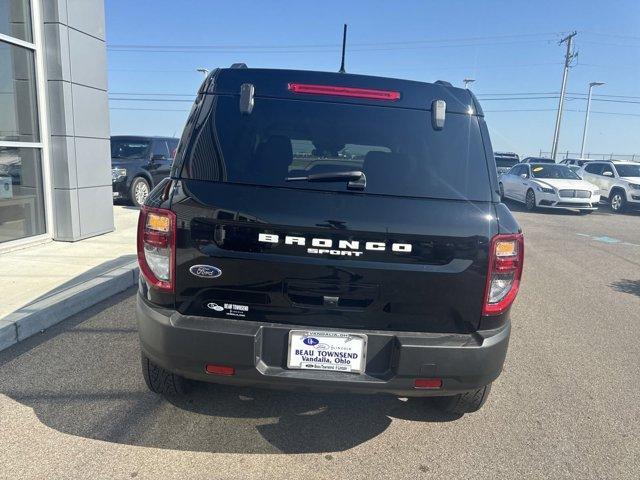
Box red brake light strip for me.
[288,83,400,101]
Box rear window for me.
[495,157,519,169]
[111,138,150,159]
[615,164,640,177]
[182,95,491,201]
[530,164,580,180]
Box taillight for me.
[482,233,524,316]
[137,206,176,292]
[288,83,400,101]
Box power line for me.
[109,98,193,102]
[107,39,553,54]
[581,30,640,42]
[484,108,640,117]
[109,92,194,97]
[106,95,640,106]
[110,107,190,112]
[107,32,561,51]
[479,96,562,101]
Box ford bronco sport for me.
[136,66,524,415]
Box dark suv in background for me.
[494,151,520,175]
[111,136,179,206]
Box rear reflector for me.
[205,364,235,376]
[482,233,524,316]
[137,206,176,292]
[288,83,400,101]
[414,378,443,389]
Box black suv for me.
[494,151,520,175]
[111,136,179,206]
[136,67,524,415]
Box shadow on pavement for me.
[610,279,640,298]
[0,289,458,455]
[21,254,137,306]
[502,199,583,216]
[502,198,640,217]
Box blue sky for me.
[105,0,640,157]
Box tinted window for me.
[183,96,491,201]
[111,138,151,159]
[530,164,580,180]
[511,165,526,176]
[152,139,169,158]
[167,139,179,158]
[601,164,615,176]
[584,163,603,174]
[525,157,554,163]
[0,42,39,142]
[0,147,46,243]
[614,164,640,177]
[495,157,519,169]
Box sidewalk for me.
[0,206,139,350]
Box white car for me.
[580,161,640,213]
[499,163,600,213]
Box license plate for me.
[287,330,367,373]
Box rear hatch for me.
[171,71,497,333]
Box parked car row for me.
[498,160,640,213]
[111,136,179,207]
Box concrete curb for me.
[0,261,139,352]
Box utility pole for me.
[196,68,209,77]
[463,78,475,89]
[580,81,604,158]
[550,31,577,161]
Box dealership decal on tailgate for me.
[287,330,367,373]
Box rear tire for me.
[431,384,492,415]
[609,190,627,213]
[141,352,190,396]
[525,189,537,211]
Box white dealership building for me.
[0,0,112,251]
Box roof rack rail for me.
[435,80,453,87]
[230,63,248,69]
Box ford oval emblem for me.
[303,337,319,346]
[189,265,222,278]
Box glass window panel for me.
[0,146,45,243]
[0,0,32,42]
[0,40,39,142]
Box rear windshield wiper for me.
[286,170,366,190]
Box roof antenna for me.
[339,24,348,73]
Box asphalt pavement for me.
[0,203,638,479]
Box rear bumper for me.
[136,294,510,397]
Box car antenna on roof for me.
[338,24,348,73]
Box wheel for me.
[130,177,151,207]
[431,384,492,415]
[525,189,537,211]
[141,352,190,396]
[609,190,627,213]
[498,183,505,201]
